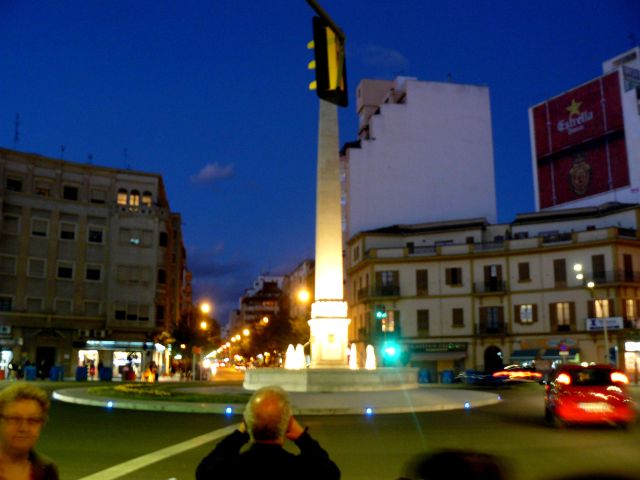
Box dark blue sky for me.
[2,1,638,323]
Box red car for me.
[544,364,637,428]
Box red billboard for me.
[532,71,629,208]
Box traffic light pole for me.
[306,0,345,40]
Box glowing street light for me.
[200,321,208,330]
[297,289,311,303]
[242,328,250,337]
[261,316,270,325]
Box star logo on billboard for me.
[557,98,593,135]
[566,99,582,117]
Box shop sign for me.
[408,342,467,353]
[586,317,624,331]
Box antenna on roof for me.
[60,145,65,159]
[123,148,130,169]
[13,113,20,149]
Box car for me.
[544,364,637,428]
[492,365,543,383]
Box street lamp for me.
[574,263,610,365]
[242,328,250,337]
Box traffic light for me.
[307,15,348,107]
[382,341,400,360]
[375,305,387,320]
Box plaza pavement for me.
[52,384,502,415]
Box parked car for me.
[544,364,637,428]
[492,365,543,383]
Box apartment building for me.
[346,202,640,381]
[0,148,186,378]
[341,76,497,241]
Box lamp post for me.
[574,263,610,365]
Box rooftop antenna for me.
[60,145,65,159]
[13,113,20,149]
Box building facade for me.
[0,148,186,379]
[346,202,640,382]
[341,76,497,240]
[530,47,640,211]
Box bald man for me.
[196,385,340,480]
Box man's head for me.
[0,383,50,455]
[243,386,292,443]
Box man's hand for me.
[285,416,305,440]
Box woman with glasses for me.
[0,383,58,480]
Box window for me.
[417,309,429,336]
[352,245,360,262]
[6,177,22,192]
[416,269,428,295]
[480,306,503,333]
[142,191,152,206]
[591,254,606,282]
[2,215,19,234]
[54,299,72,315]
[625,299,636,320]
[88,227,104,243]
[380,271,395,286]
[129,190,140,207]
[114,304,126,321]
[591,299,611,318]
[57,262,74,280]
[159,232,168,247]
[553,259,567,287]
[139,304,150,322]
[550,301,574,332]
[157,269,166,284]
[126,304,138,321]
[0,297,13,311]
[623,254,634,281]
[34,180,52,196]
[515,304,536,324]
[25,298,43,312]
[27,258,46,278]
[518,262,530,282]
[63,185,79,200]
[84,301,101,316]
[0,255,16,275]
[59,222,76,240]
[86,265,102,282]
[445,267,463,286]
[381,310,396,332]
[155,304,165,322]
[31,218,48,237]
[452,308,464,327]
[90,188,106,204]
[117,189,128,205]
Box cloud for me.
[190,162,234,184]
[358,44,410,73]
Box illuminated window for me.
[129,190,140,207]
[117,189,128,205]
[625,299,636,320]
[142,191,152,206]
[594,299,610,318]
[556,302,571,325]
[518,304,534,323]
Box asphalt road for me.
[36,383,640,480]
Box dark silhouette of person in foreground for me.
[196,385,340,480]
[397,449,508,480]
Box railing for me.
[357,285,400,299]
[541,232,572,244]
[473,280,507,294]
[475,321,507,335]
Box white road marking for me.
[77,424,239,480]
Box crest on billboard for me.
[569,153,591,195]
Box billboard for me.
[532,71,629,208]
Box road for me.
[36,382,640,480]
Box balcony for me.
[476,321,507,335]
[473,280,507,294]
[357,285,400,300]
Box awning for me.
[542,348,579,360]
[410,351,467,361]
[509,349,541,361]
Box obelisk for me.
[308,99,350,368]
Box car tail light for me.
[556,373,571,385]
[611,371,630,384]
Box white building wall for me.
[345,78,497,239]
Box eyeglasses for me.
[0,415,44,427]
